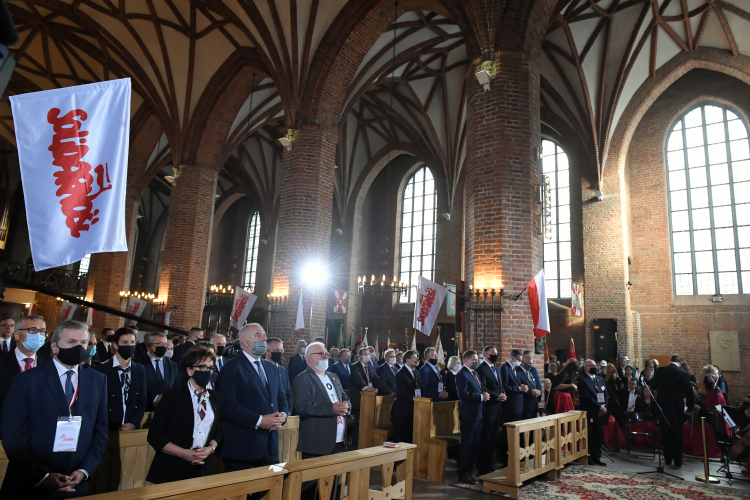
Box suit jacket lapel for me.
[241,354,268,398]
[43,361,72,415]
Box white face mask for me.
[387,357,396,366]
[165,349,174,359]
[361,354,371,364]
[316,359,328,372]
[512,360,521,368]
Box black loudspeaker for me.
[593,319,618,365]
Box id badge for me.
[54,417,82,452]
[597,393,605,404]
[415,389,422,397]
[438,382,444,393]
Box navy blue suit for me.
[500,362,524,423]
[216,353,289,468]
[267,361,293,412]
[376,362,397,395]
[456,367,484,478]
[1,360,109,499]
[419,363,444,402]
[521,365,541,420]
[95,358,148,431]
[328,361,352,391]
[288,353,306,384]
[134,353,179,411]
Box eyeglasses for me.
[191,365,215,372]
[17,327,46,335]
[0,323,14,328]
[308,351,330,359]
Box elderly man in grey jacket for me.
[292,341,350,500]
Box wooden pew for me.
[283,443,416,500]
[140,411,154,429]
[278,415,303,462]
[358,391,395,449]
[85,466,287,500]
[412,397,460,483]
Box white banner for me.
[59,301,78,322]
[9,79,131,271]
[413,276,448,335]
[126,295,147,326]
[159,311,171,334]
[86,307,94,326]
[230,286,257,330]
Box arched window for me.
[542,140,571,299]
[666,104,750,295]
[242,211,261,291]
[399,166,437,303]
[78,254,91,279]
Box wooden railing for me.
[358,391,394,449]
[480,411,589,498]
[412,397,461,483]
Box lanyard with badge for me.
[54,385,82,453]
[594,377,605,404]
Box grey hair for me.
[211,333,226,342]
[424,346,437,358]
[384,348,395,358]
[51,320,89,345]
[18,315,46,329]
[147,332,167,344]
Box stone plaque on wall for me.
[709,331,741,372]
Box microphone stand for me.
[636,380,683,480]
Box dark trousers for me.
[301,442,346,500]
[661,421,684,464]
[588,418,604,462]
[352,410,360,448]
[459,419,483,477]
[476,411,500,474]
[391,409,414,444]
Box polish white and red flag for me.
[59,300,78,322]
[527,269,550,339]
[230,286,257,331]
[158,311,171,334]
[333,290,348,313]
[9,79,131,271]
[412,276,447,335]
[571,282,583,317]
[126,295,147,326]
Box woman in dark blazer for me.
[443,356,461,401]
[146,345,222,484]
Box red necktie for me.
[196,391,206,421]
[23,358,33,371]
[472,370,482,389]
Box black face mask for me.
[192,370,211,388]
[429,358,438,365]
[153,346,167,358]
[116,345,135,360]
[589,367,598,375]
[488,354,498,364]
[215,346,226,356]
[340,357,349,365]
[57,345,84,366]
[270,351,283,363]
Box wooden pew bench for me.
[412,397,461,483]
[358,391,395,449]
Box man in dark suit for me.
[211,333,228,372]
[351,346,391,448]
[96,328,114,363]
[649,354,694,467]
[95,327,147,431]
[476,345,506,474]
[217,323,288,472]
[500,349,528,424]
[0,316,15,353]
[578,359,609,465]
[328,348,352,391]
[265,337,292,412]
[134,331,179,411]
[0,314,50,434]
[390,350,420,444]
[419,347,448,402]
[1,320,108,499]
[171,327,204,366]
[376,348,398,395]
[456,350,488,484]
[288,340,308,384]
[520,350,542,419]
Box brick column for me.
[86,191,140,333]
[272,127,336,344]
[158,164,218,330]
[464,52,543,355]
[34,293,62,332]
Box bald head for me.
[238,323,267,356]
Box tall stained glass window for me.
[399,167,437,303]
[666,104,750,295]
[78,254,91,279]
[242,211,261,291]
[542,140,571,298]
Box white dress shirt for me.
[242,351,272,429]
[0,338,11,353]
[627,390,637,412]
[189,382,214,449]
[15,347,36,371]
[316,373,345,442]
[49,359,88,481]
[112,355,131,424]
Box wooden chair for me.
[412,397,461,483]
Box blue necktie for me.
[218,358,223,372]
[154,359,164,385]
[64,370,75,405]
[255,360,267,385]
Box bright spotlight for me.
[301,261,328,288]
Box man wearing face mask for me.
[456,350,490,484]
[419,347,448,402]
[95,327,147,431]
[1,320,108,498]
[0,315,49,435]
[329,348,352,391]
[265,338,292,413]
[217,323,288,473]
[96,328,114,363]
[288,339,308,384]
[520,350,542,420]
[351,346,390,448]
[476,345,506,474]
[81,333,99,369]
[391,350,421,444]
[578,359,609,466]
[376,349,398,395]
[171,327,205,366]
[211,334,227,372]
[500,349,528,425]
[165,339,175,360]
[135,332,179,411]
